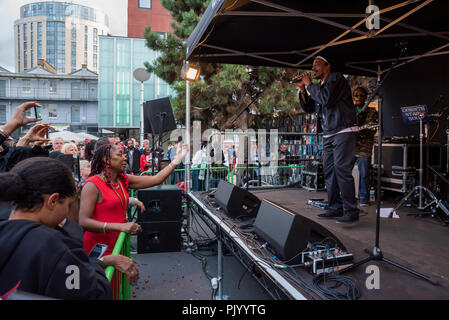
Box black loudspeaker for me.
[143,97,177,135]
[137,222,182,253]
[214,180,261,219]
[137,185,182,223]
[254,199,346,262]
[137,185,182,253]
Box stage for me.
[130,186,449,300]
[247,187,449,299]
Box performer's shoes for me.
[317,210,343,219]
[336,212,360,225]
[360,201,370,207]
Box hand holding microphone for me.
[289,74,304,84]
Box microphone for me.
[289,77,303,84]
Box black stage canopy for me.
[186,0,449,76]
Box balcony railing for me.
[0,87,98,101]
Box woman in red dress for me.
[79,143,188,257]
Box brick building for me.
[127,0,172,38]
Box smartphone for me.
[34,105,41,119]
[88,243,108,259]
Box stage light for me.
[182,61,201,82]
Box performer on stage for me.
[353,87,378,206]
[294,56,360,225]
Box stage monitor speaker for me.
[137,221,181,253]
[143,97,177,135]
[137,185,182,223]
[214,180,261,219]
[254,199,346,262]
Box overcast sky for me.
[0,0,128,72]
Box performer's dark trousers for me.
[322,132,359,214]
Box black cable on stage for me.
[312,273,360,300]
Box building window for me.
[38,40,42,60]
[37,22,42,39]
[0,80,6,97]
[84,26,88,51]
[48,104,58,118]
[24,51,28,70]
[23,24,28,41]
[138,0,152,9]
[49,80,57,93]
[22,79,31,93]
[71,105,80,122]
[0,105,6,123]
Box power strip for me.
[301,248,353,274]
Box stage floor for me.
[250,187,449,300]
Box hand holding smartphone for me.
[88,243,108,259]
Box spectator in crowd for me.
[278,141,292,185]
[62,142,78,155]
[49,137,64,159]
[79,142,188,258]
[140,139,150,154]
[0,157,138,299]
[84,140,97,162]
[80,160,91,186]
[95,136,117,150]
[125,139,141,175]
[191,139,208,191]
[140,148,153,174]
[0,102,50,222]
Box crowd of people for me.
[0,101,188,299]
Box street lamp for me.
[181,60,201,193]
[133,68,151,146]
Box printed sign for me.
[400,105,427,124]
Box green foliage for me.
[144,0,302,129]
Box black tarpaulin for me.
[186,0,449,76]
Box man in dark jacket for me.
[125,139,141,175]
[295,56,359,225]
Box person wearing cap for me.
[293,56,359,225]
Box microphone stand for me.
[341,43,438,285]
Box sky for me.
[0,0,128,72]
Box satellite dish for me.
[133,68,150,82]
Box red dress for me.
[83,175,129,256]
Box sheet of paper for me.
[379,208,399,219]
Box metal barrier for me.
[229,165,304,188]
[140,165,303,189]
